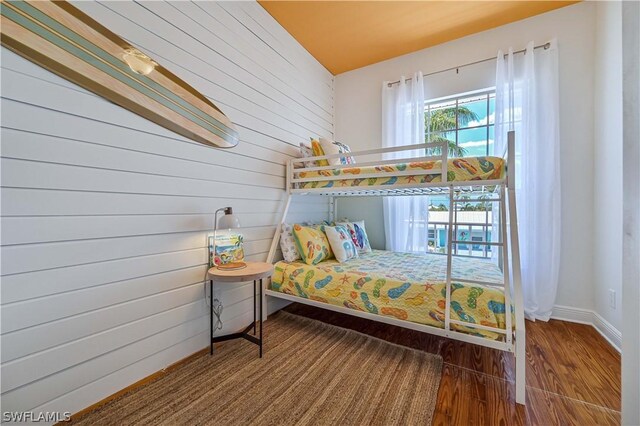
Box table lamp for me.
[211,207,246,270]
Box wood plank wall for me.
[0,0,333,416]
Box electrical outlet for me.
[609,289,616,309]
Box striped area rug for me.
[72,311,443,425]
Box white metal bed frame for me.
[263,131,526,405]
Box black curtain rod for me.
[386,42,551,87]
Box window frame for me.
[424,87,496,157]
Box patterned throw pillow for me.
[279,223,301,263]
[292,224,334,265]
[299,143,317,168]
[302,220,334,227]
[320,138,356,166]
[324,225,359,263]
[310,139,330,167]
[333,140,355,165]
[336,220,372,253]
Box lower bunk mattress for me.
[272,250,509,340]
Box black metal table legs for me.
[210,279,263,358]
[259,278,263,358]
[210,279,214,355]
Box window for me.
[425,89,496,258]
[424,89,495,157]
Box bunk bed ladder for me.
[444,190,455,334]
[445,191,511,340]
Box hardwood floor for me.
[283,303,621,425]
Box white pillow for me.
[335,220,372,253]
[318,137,343,166]
[324,225,359,263]
[279,223,301,262]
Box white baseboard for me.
[592,312,622,352]
[551,305,621,352]
[551,305,594,325]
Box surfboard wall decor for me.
[0,0,239,148]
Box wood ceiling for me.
[259,1,579,75]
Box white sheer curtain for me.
[382,72,429,253]
[494,40,561,321]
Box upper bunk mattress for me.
[271,250,509,340]
[295,156,505,189]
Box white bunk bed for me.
[263,131,526,405]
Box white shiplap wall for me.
[0,0,333,416]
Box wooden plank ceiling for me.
[259,1,579,75]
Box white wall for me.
[335,2,597,313]
[0,0,332,417]
[621,2,640,423]
[593,1,623,332]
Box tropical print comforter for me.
[295,156,505,189]
[272,250,509,340]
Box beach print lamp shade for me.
[0,0,239,148]
[211,207,245,269]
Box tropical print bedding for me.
[295,156,505,189]
[272,250,510,340]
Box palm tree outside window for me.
[425,89,496,157]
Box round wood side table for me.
[207,262,274,358]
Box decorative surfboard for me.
[0,0,239,148]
